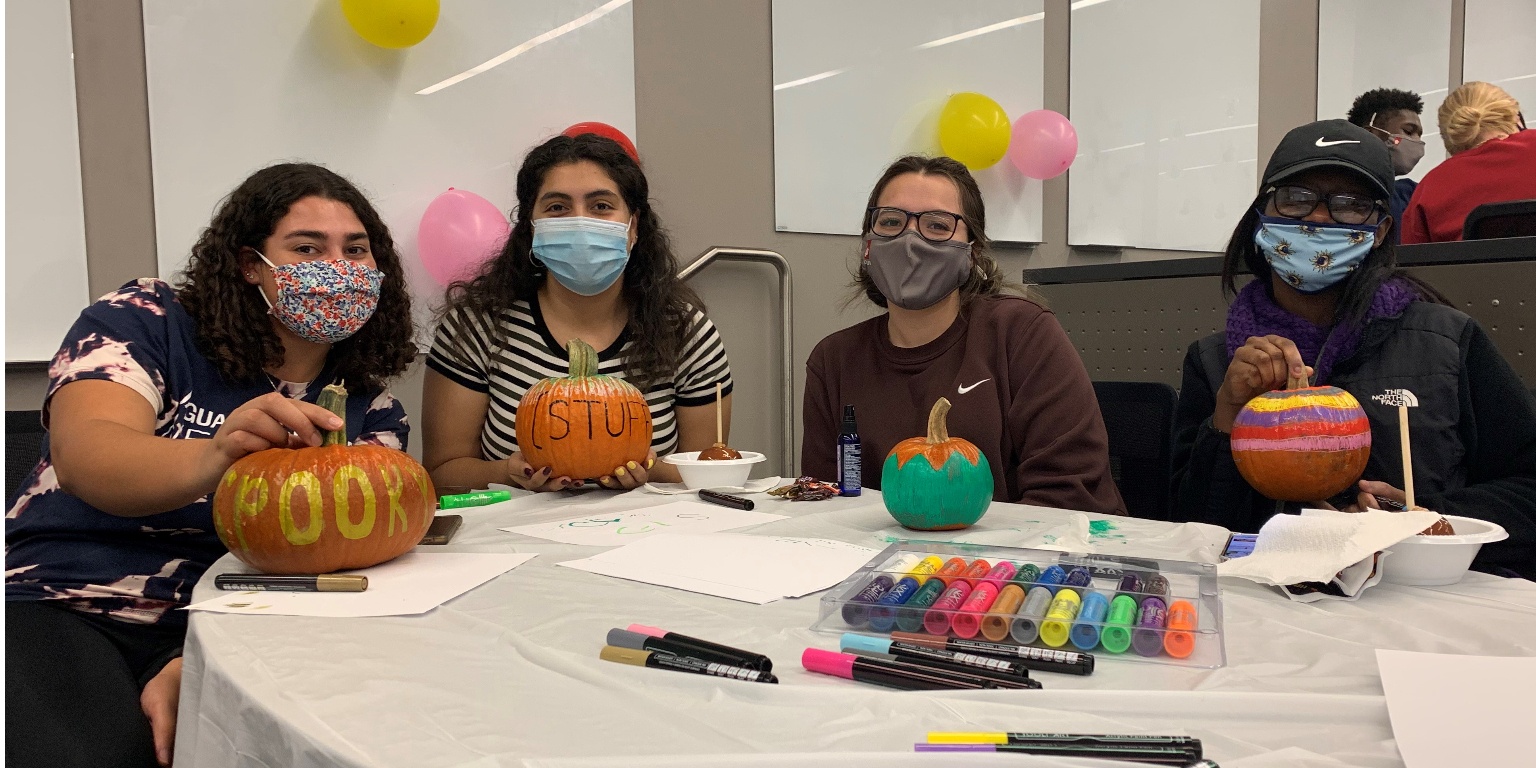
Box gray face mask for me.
[864,231,972,310]
[1369,114,1426,175]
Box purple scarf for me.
[1225,277,1420,384]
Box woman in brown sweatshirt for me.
[800,156,1125,515]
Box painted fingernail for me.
[627,461,638,471]
[523,467,533,477]
[615,466,627,477]
[646,458,654,469]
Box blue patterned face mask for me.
[1253,214,1377,294]
[531,217,630,296]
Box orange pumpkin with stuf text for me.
[212,384,436,574]
[515,338,653,480]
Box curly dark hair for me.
[1347,88,1424,127]
[442,133,703,392]
[174,163,416,394]
[853,155,1027,309]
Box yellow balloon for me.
[340,0,439,49]
[937,93,1011,169]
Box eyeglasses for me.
[1265,186,1383,226]
[866,207,967,243]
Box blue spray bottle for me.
[837,405,861,496]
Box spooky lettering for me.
[278,471,324,546]
[332,464,377,540]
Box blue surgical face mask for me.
[530,217,631,296]
[1253,213,1377,294]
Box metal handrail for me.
[679,248,794,475]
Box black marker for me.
[214,574,368,592]
[698,489,754,510]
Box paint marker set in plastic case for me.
[813,541,1226,669]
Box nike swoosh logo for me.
[957,379,990,395]
[1314,138,1360,147]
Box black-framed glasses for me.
[1265,185,1383,226]
[866,207,967,243]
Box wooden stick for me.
[1399,404,1416,510]
[1287,374,1307,391]
[715,382,723,444]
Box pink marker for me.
[625,624,771,672]
[923,580,974,635]
[950,580,1006,639]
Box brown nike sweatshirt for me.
[801,295,1126,515]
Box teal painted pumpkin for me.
[881,398,993,530]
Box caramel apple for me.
[698,442,742,461]
[1419,516,1456,536]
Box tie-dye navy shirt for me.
[5,279,409,627]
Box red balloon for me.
[561,122,639,163]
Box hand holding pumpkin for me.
[597,452,657,490]
[202,392,346,486]
[505,452,577,492]
[1215,335,1314,432]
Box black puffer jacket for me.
[1172,301,1536,580]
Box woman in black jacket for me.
[1170,119,1536,579]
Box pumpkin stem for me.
[926,397,952,444]
[567,339,598,378]
[317,383,348,446]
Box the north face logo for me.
[1371,389,1419,407]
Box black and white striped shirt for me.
[426,296,733,461]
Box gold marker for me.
[213,574,368,592]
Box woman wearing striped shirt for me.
[424,134,733,491]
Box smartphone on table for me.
[419,514,464,545]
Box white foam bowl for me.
[661,450,766,490]
[1382,515,1508,586]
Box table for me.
[174,489,1536,767]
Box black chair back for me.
[1092,382,1178,521]
[1463,199,1536,240]
[6,410,46,504]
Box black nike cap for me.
[1261,119,1394,200]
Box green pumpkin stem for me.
[926,397,952,444]
[567,339,598,378]
[317,383,349,446]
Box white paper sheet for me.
[1219,508,1439,585]
[1377,649,1536,766]
[499,501,787,546]
[556,533,879,604]
[185,553,535,617]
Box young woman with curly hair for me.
[5,162,418,767]
[800,155,1124,514]
[424,134,733,492]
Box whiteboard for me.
[1067,0,1260,252]
[143,0,636,336]
[5,0,91,362]
[772,0,1045,242]
[1316,0,1451,183]
[1462,0,1536,125]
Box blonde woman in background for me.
[1401,81,1536,243]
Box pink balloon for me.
[417,188,510,286]
[1008,110,1079,180]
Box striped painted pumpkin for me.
[1231,385,1371,501]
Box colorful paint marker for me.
[889,631,1095,675]
[1012,563,1042,586]
[893,557,968,633]
[627,624,772,672]
[1039,588,1082,648]
[951,562,1015,638]
[1144,573,1170,598]
[840,554,920,626]
[920,559,991,635]
[979,583,1026,642]
[1116,572,1143,599]
[838,635,1039,689]
[1163,600,1198,659]
[1009,585,1054,645]
[866,556,946,632]
[913,743,1201,765]
[600,646,776,683]
[1062,566,1092,589]
[1069,591,1110,651]
[1100,594,1139,654]
[927,733,1202,758]
[802,648,1002,691]
[1035,564,1068,592]
[1131,597,1168,657]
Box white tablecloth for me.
[174,489,1536,768]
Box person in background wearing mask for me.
[5,163,418,767]
[424,134,732,492]
[1402,81,1536,243]
[800,155,1124,514]
[1346,87,1426,243]
[1171,120,1536,579]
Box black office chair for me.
[1463,199,1536,240]
[1092,382,1178,521]
[6,410,46,503]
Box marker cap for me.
[606,628,649,650]
[839,633,892,656]
[599,646,650,665]
[801,647,855,679]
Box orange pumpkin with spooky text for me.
[212,384,436,574]
[515,338,653,480]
